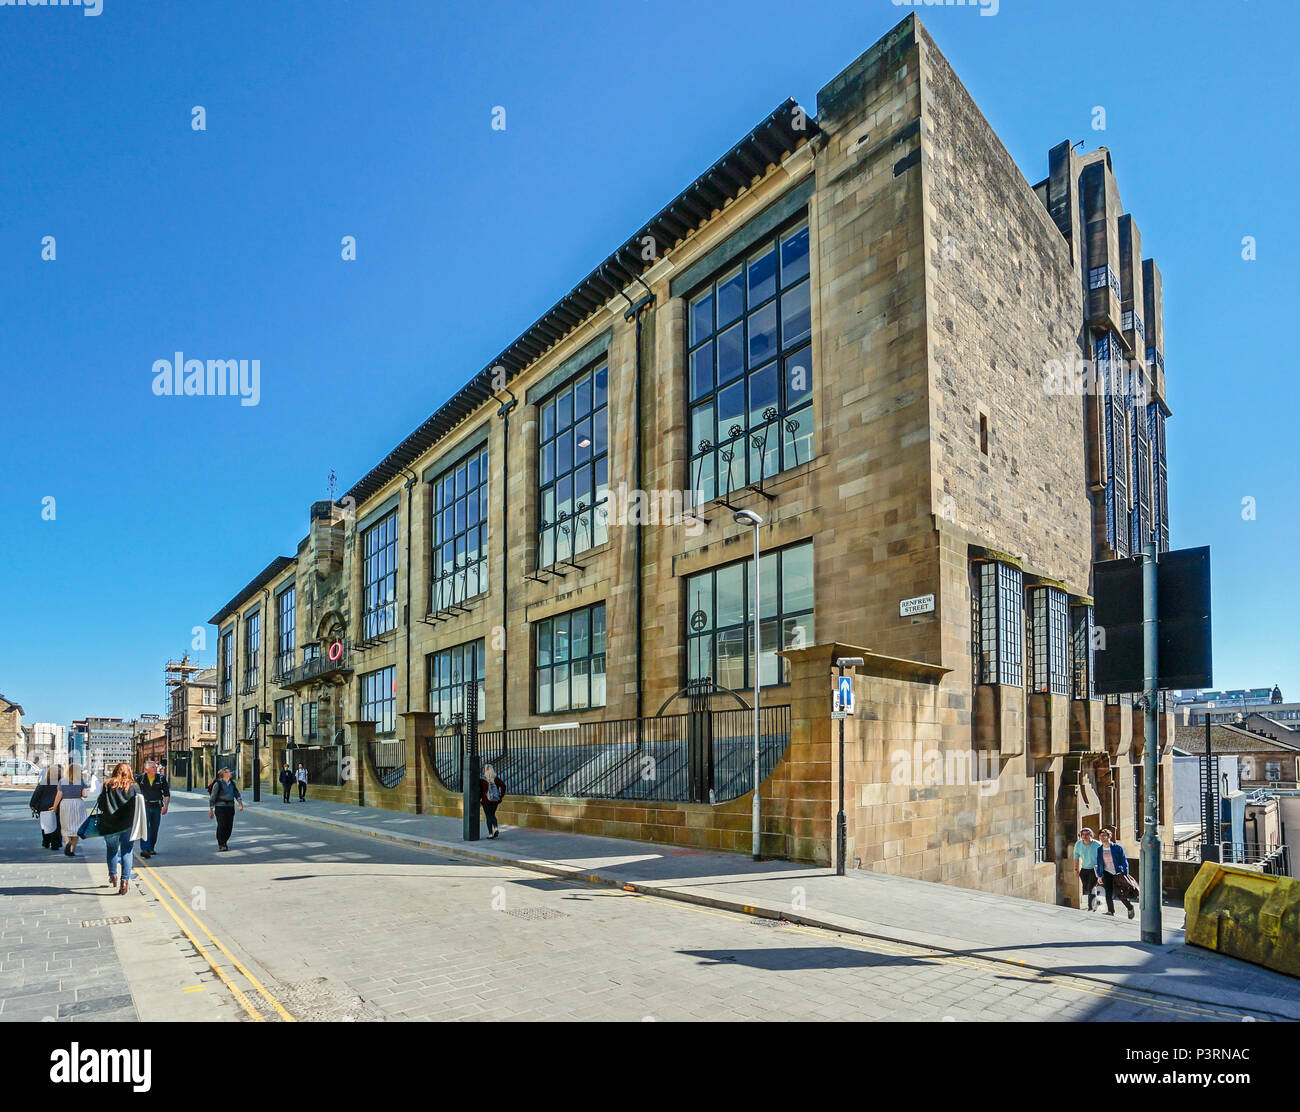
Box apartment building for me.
[208,15,1177,905]
[163,659,218,783]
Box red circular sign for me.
[328,640,343,661]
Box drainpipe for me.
[495,385,518,737]
[612,269,655,723]
[398,466,418,717]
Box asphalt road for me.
[0,789,1262,1022]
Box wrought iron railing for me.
[282,641,353,686]
[293,743,343,787]
[239,671,259,696]
[368,739,405,789]
[1168,838,1292,876]
[425,705,790,803]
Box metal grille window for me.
[1147,403,1169,552]
[243,611,260,689]
[431,447,489,611]
[974,561,1023,687]
[243,707,259,743]
[687,220,813,506]
[536,603,607,713]
[685,541,814,691]
[1129,399,1151,554]
[1070,604,1095,700]
[219,628,233,700]
[301,700,318,741]
[1088,265,1122,300]
[361,510,398,639]
[274,696,294,740]
[1134,768,1144,838]
[360,666,396,735]
[220,714,232,752]
[1034,772,1049,863]
[1096,333,1130,557]
[276,586,295,677]
[427,639,485,726]
[538,364,608,569]
[1030,587,1070,695]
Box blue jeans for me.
[104,832,135,880]
[142,804,163,852]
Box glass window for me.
[274,696,294,739]
[687,219,813,505]
[431,447,489,611]
[538,365,609,568]
[1071,604,1095,700]
[1034,772,1049,863]
[243,707,259,742]
[360,666,397,735]
[974,561,1023,687]
[362,510,398,639]
[220,714,232,752]
[301,701,318,741]
[276,586,296,677]
[427,640,485,726]
[242,611,260,689]
[1030,587,1070,696]
[536,603,606,713]
[684,542,814,689]
[219,628,233,700]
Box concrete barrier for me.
[1184,862,1300,979]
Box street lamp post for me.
[734,509,763,860]
[834,656,864,876]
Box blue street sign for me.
[837,675,855,715]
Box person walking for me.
[1097,827,1137,919]
[29,767,62,850]
[279,764,294,803]
[95,762,146,895]
[135,760,170,859]
[295,763,308,802]
[479,764,506,839]
[57,763,91,857]
[208,767,243,851]
[1072,826,1102,911]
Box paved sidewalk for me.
[177,790,1300,1020]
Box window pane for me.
[717,380,745,442]
[687,635,712,682]
[759,552,778,619]
[553,614,570,662]
[685,572,713,631]
[759,618,781,686]
[574,375,592,418]
[571,609,590,660]
[553,664,569,711]
[571,658,589,709]
[717,323,743,385]
[782,543,814,613]
[592,604,606,654]
[780,224,810,288]
[537,620,551,667]
[690,290,713,346]
[537,668,552,714]
[748,246,777,305]
[785,349,812,409]
[690,341,713,401]
[574,417,593,463]
[781,278,811,347]
[592,407,607,458]
[691,402,715,453]
[556,430,572,475]
[748,301,777,368]
[716,563,744,627]
[590,655,606,707]
[556,388,572,430]
[717,267,744,326]
[593,365,608,409]
[748,363,779,429]
[716,628,746,690]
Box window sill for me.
[532,539,615,576]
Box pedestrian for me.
[479,763,506,839]
[279,763,294,803]
[135,760,170,858]
[94,762,147,895]
[295,762,308,801]
[208,767,243,851]
[1072,826,1102,911]
[29,766,62,850]
[57,763,91,857]
[1097,827,1137,919]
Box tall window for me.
[361,510,398,639]
[201,713,216,734]
[276,586,296,677]
[1034,772,1049,863]
[538,364,608,568]
[202,687,216,707]
[274,696,294,739]
[301,700,318,741]
[1070,604,1096,700]
[685,541,814,690]
[243,611,260,690]
[219,628,233,700]
[687,219,813,505]
[431,447,489,611]
[1029,587,1070,696]
[1097,333,1130,557]
[243,707,260,742]
[974,561,1023,687]
[360,666,396,735]
[1147,403,1169,552]
[536,603,606,713]
[427,640,485,726]
[220,714,232,752]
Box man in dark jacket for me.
[208,768,243,851]
[136,761,170,858]
[279,764,294,803]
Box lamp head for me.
[733,509,763,527]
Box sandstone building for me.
[209,15,1176,906]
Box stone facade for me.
[207,14,1176,906]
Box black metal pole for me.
[837,662,846,877]
[1202,710,1219,862]
[462,681,480,840]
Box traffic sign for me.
[836,674,855,715]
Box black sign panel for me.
[1093,546,1212,694]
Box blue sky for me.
[0,0,1296,726]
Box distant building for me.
[0,695,25,761]
[1175,686,1285,724]
[77,715,163,775]
[164,658,218,782]
[25,722,67,768]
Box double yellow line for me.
[134,864,295,1022]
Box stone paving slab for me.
[181,789,1300,1020]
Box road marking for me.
[131,868,263,1022]
[182,985,206,994]
[139,864,296,1022]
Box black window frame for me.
[242,706,259,743]
[1034,771,1049,863]
[974,560,1023,688]
[427,639,486,726]
[535,602,607,714]
[274,695,294,740]
[430,446,490,612]
[301,700,318,742]
[537,363,609,569]
[276,585,296,678]
[686,216,813,507]
[1070,603,1096,700]
[1029,586,1070,696]
[220,714,232,752]
[360,665,396,736]
[361,510,399,639]
[219,627,234,700]
[242,610,260,690]
[684,541,814,692]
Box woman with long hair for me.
[95,762,144,894]
[479,763,506,839]
[30,765,63,850]
[57,762,91,857]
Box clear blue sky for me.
[1,0,1296,727]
